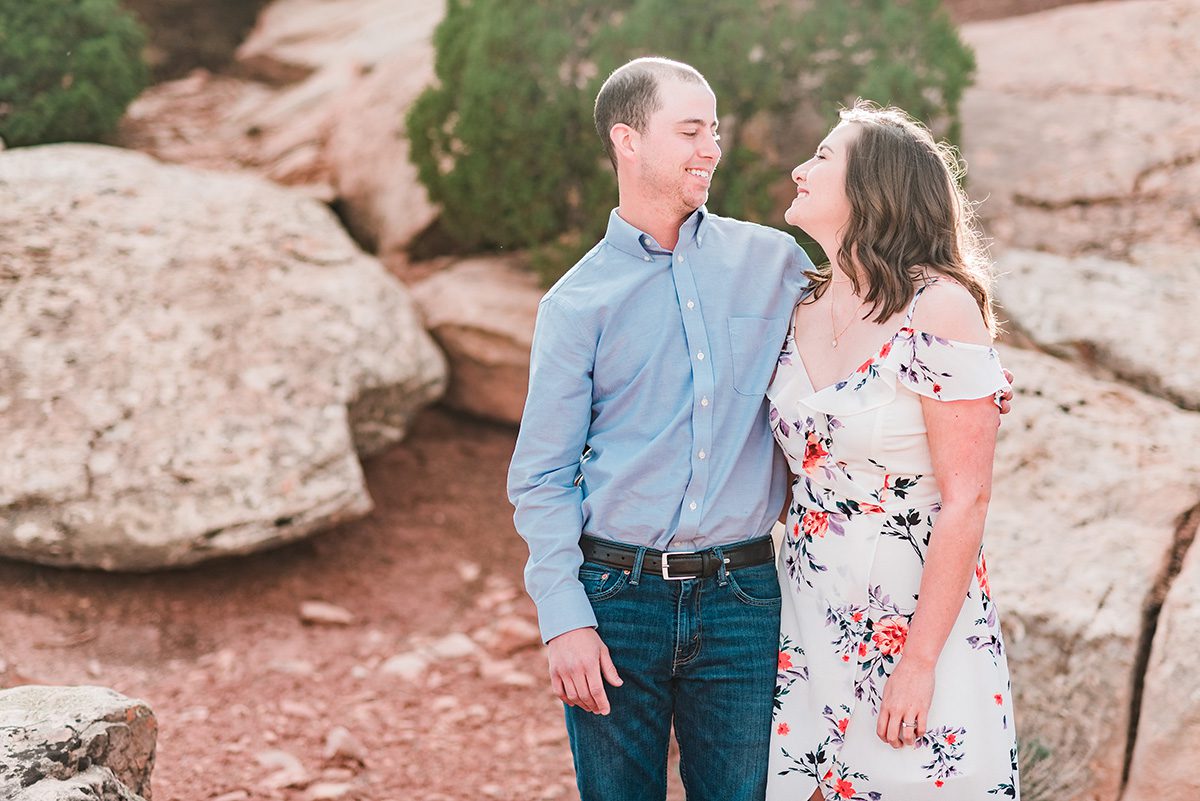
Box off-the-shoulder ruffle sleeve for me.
[889,327,1009,401]
[786,327,1009,417]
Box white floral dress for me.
[765,283,1020,800]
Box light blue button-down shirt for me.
[507,207,812,641]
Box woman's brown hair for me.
[805,101,997,334]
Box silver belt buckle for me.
[661,550,697,580]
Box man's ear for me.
[610,123,638,165]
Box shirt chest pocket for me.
[728,316,785,396]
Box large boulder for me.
[961,0,1200,257]
[0,686,156,801]
[0,144,446,569]
[1122,508,1200,801]
[410,257,541,425]
[995,247,1200,410]
[986,346,1200,801]
[120,0,445,255]
[117,64,361,201]
[325,46,439,258]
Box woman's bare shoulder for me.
[909,278,991,346]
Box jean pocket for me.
[726,562,782,607]
[728,316,785,395]
[578,562,630,602]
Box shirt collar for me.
[604,206,709,260]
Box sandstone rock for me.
[123,3,445,256]
[411,257,542,425]
[380,653,427,680]
[269,659,317,677]
[0,144,446,570]
[0,686,156,801]
[9,765,146,801]
[300,601,356,627]
[210,792,250,801]
[306,783,355,801]
[256,748,308,790]
[985,347,1200,801]
[322,726,367,765]
[236,0,445,84]
[279,700,320,720]
[1122,510,1200,801]
[995,247,1200,409]
[426,633,478,661]
[117,69,339,200]
[325,44,439,257]
[961,0,1200,256]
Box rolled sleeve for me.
[507,296,598,642]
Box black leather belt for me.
[580,534,774,581]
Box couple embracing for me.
[508,57,1021,801]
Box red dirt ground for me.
[0,409,684,801]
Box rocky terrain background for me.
[0,0,1196,799]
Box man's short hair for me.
[593,57,711,172]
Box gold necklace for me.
[829,279,863,348]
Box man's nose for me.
[699,132,721,160]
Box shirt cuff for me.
[535,584,598,644]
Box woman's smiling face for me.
[784,121,859,239]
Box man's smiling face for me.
[632,77,722,219]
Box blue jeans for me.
[564,537,781,801]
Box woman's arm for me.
[876,282,1001,749]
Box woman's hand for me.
[877,657,935,748]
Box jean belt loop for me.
[714,545,729,586]
[630,546,647,586]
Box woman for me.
[765,102,1020,800]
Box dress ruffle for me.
[770,327,1010,419]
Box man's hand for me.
[998,367,1015,416]
[547,627,623,715]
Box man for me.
[507,57,1010,800]
[507,57,806,801]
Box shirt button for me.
[689,501,698,511]
[644,256,651,262]
[687,300,695,309]
[698,450,706,460]
[701,397,709,407]
[678,254,686,263]
[696,352,705,361]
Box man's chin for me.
[683,190,709,214]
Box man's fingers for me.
[584,664,610,716]
[550,672,567,704]
[599,645,623,687]
[562,674,590,712]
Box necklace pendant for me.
[832,338,839,348]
